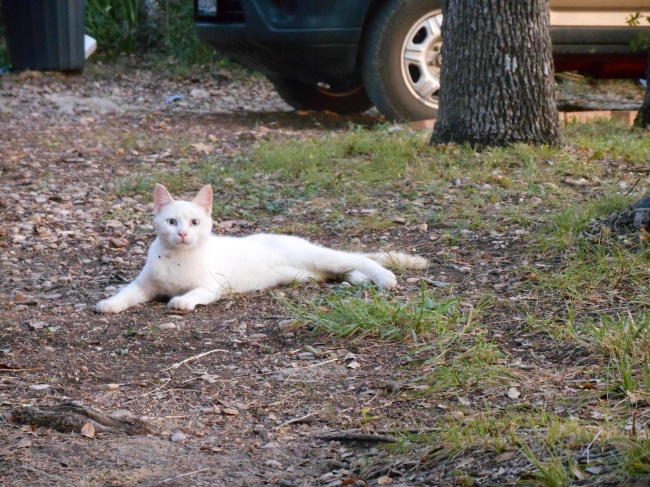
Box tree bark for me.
[431,0,560,147]
[634,51,650,128]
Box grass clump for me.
[288,284,462,343]
[583,312,650,394]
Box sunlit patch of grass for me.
[287,284,463,343]
[288,283,511,391]
[252,127,437,185]
[250,126,576,196]
[563,119,650,163]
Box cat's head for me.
[152,184,213,250]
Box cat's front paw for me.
[373,270,397,289]
[96,298,127,314]
[167,297,197,311]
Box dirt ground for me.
[0,62,646,487]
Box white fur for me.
[96,184,428,313]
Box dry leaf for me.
[200,446,225,453]
[191,142,213,154]
[15,437,32,449]
[451,410,464,420]
[347,360,360,369]
[506,387,521,399]
[109,237,129,248]
[81,422,95,438]
[342,479,365,487]
[626,390,650,406]
[171,431,187,443]
[563,177,595,187]
[378,476,393,485]
[201,374,219,383]
[572,464,586,480]
[495,451,516,463]
[222,408,239,416]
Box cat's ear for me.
[153,184,174,215]
[193,185,213,215]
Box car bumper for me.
[551,27,649,78]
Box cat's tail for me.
[367,251,429,270]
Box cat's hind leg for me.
[168,287,222,311]
[298,246,397,289]
[96,281,152,313]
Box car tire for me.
[362,0,443,122]
[270,78,374,115]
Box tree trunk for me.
[634,51,650,128]
[431,0,560,147]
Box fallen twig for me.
[135,377,172,400]
[164,348,229,371]
[159,467,209,484]
[283,358,338,381]
[275,412,318,430]
[0,367,45,373]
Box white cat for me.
[96,184,428,313]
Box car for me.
[194,0,650,121]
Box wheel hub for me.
[401,12,443,110]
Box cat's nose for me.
[178,231,188,240]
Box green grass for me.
[85,0,217,65]
[86,0,141,53]
[583,313,650,394]
[287,284,463,344]
[252,127,437,184]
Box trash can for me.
[2,0,85,71]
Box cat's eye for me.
[167,219,177,226]
[190,219,200,226]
